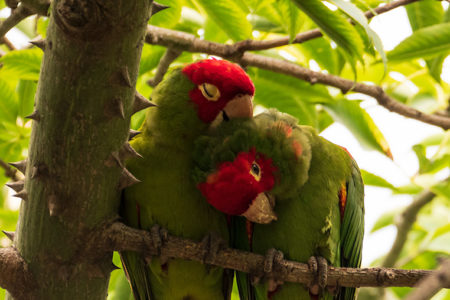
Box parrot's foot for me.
[251,248,284,291]
[200,232,227,265]
[148,224,169,265]
[307,256,328,296]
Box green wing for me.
[338,157,365,300]
[120,251,153,300]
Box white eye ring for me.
[199,83,220,101]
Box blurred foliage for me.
[1,0,449,299]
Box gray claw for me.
[307,256,329,295]
[149,224,169,265]
[200,232,227,265]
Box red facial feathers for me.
[198,148,276,215]
[182,59,255,123]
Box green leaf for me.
[330,0,386,72]
[0,79,18,124]
[139,45,166,75]
[194,0,252,41]
[276,0,303,41]
[0,49,42,80]
[204,17,229,43]
[361,169,396,190]
[387,23,450,61]
[371,210,396,233]
[431,223,450,241]
[297,38,339,74]
[406,0,444,32]
[291,0,364,64]
[17,80,37,119]
[150,0,182,29]
[393,184,423,195]
[323,99,392,158]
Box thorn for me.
[2,230,15,242]
[29,39,46,50]
[120,142,143,160]
[105,98,125,119]
[128,129,142,140]
[105,151,123,168]
[133,91,156,114]
[9,160,27,174]
[119,66,132,88]
[6,180,25,193]
[151,2,170,15]
[25,110,40,122]
[13,189,28,201]
[118,168,140,190]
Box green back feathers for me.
[192,109,313,201]
[141,67,207,143]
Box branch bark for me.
[145,26,450,130]
[0,247,36,300]
[232,0,420,52]
[147,48,182,87]
[88,221,450,289]
[0,4,34,38]
[382,190,436,268]
[405,259,450,300]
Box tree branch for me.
[147,48,182,87]
[405,259,450,300]
[0,247,36,300]
[89,221,450,289]
[145,26,450,130]
[232,0,421,52]
[0,4,34,38]
[382,190,436,268]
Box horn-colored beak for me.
[241,192,277,224]
[223,94,253,119]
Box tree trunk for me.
[8,1,150,298]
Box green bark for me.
[8,1,151,299]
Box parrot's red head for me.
[198,148,278,224]
[182,59,255,124]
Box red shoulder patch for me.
[338,183,347,221]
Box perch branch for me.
[232,0,421,52]
[382,190,436,268]
[90,221,450,289]
[405,259,450,300]
[145,26,450,130]
[0,247,36,300]
[147,48,182,87]
[0,4,34,38]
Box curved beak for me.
[223,94,253,119]
[241,192,277,224]
[209,94,253,129]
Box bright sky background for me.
[2,4,449,267]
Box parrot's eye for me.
[249,161,261,182]
[199,83,220,101]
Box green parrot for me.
[120,59,255,300]
[193,109,364,300]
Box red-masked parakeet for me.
[193,109,364,300]
[121,59,255,300]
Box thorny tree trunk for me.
[8,0,151,298]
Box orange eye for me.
[249,161,261,182]
[199,83,220,101]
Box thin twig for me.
[232,0,421,52]
[405,259,450,300]
[145,26,450,129]
[0,247,36,300]
[0,5,34,38]
[1,36,17,50]
[382,190,436,268]
[0,159,20,181]
[87,221,450,289]
[147,48,182,87]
